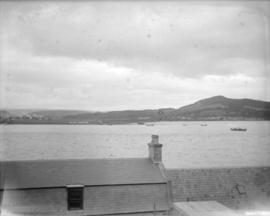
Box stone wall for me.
[166,167,270,210]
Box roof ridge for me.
[1,157,150,163]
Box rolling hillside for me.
[1,96,270,124]
[170,96,270,120]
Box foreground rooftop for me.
[0,157,166,189]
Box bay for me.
[0,121,269,168]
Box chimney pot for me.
[151,135,159,144]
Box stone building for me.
[0,135,172,215]
[1,134,269,216]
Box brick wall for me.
[166,167,270,210]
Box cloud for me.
[1,46,267,110]
[0,1,269,110]
[2,1,269,76]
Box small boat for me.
[230,128,247,132]
[200,124,207,126]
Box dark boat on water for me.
[230,128,247,132]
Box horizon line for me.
[1,95,270,113]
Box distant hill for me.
[61,96,270,122]
[30,110,92,119]
[62,108,175,124]
[0,109,93,124]
[1,96,270,124]
[168,96,270,120]
[1,109,41,117]
[0,110,11,119]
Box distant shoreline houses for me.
[1,117,269,125]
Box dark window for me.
[236,184,246,195]
[67,186,83,210]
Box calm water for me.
[0,121,269,168]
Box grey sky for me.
[0,1,269,111]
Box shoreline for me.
[1,119,270,125]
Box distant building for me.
[0,135,173,215]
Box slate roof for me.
[167,167,270,209]
[0,158,166,189]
